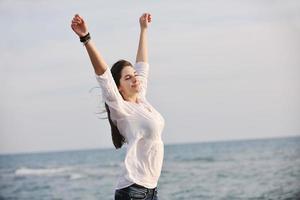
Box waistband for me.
[131,183,158,192]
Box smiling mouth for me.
[132,83,140,88]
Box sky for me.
[1,0,300,154]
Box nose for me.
[132,76,137,83]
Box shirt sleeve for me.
[95,68,124,103]
[134,62,149,98]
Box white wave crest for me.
[15,167,68,176]
[69,173,84,180]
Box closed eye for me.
[124,72,139,80]
[125,75,134,80]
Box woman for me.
[71,13,165,200]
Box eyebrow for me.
[124,71,138,78]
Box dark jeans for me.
[115,183,159,200]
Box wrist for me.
[79,32,88,37]
[79,32,91,45]
[140,27,148,31]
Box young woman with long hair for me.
[71,13,165,200]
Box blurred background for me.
[1,0,299,154]
[0,0,299,199]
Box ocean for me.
[0,136,299,200]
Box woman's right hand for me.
[71,14,89,37]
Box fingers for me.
[147,13,152,23]
[71,24,76,31]
[75,14,85,23]
[71,14,85,25]
[140,13,152,24]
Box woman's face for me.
[118,66,141,98]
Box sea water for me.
[1,136,300,200]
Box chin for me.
[131,86,141,93]
[133,89,140,94]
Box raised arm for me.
[71,14,108,76]
[136,13,152,63]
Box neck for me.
[123,93,139,103]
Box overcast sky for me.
[1,0,299,154]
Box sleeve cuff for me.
[135,61,149,68]
[95,68,109,79]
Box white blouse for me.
[95,62,165,189]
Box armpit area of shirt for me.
[94,68,109,80]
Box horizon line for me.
[1,134,299,156]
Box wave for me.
[69,173,85,180]
[15,167,69,176]
[14,167,87,180]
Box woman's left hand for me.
[139,13,151,29]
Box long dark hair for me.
[106,59,133,149]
